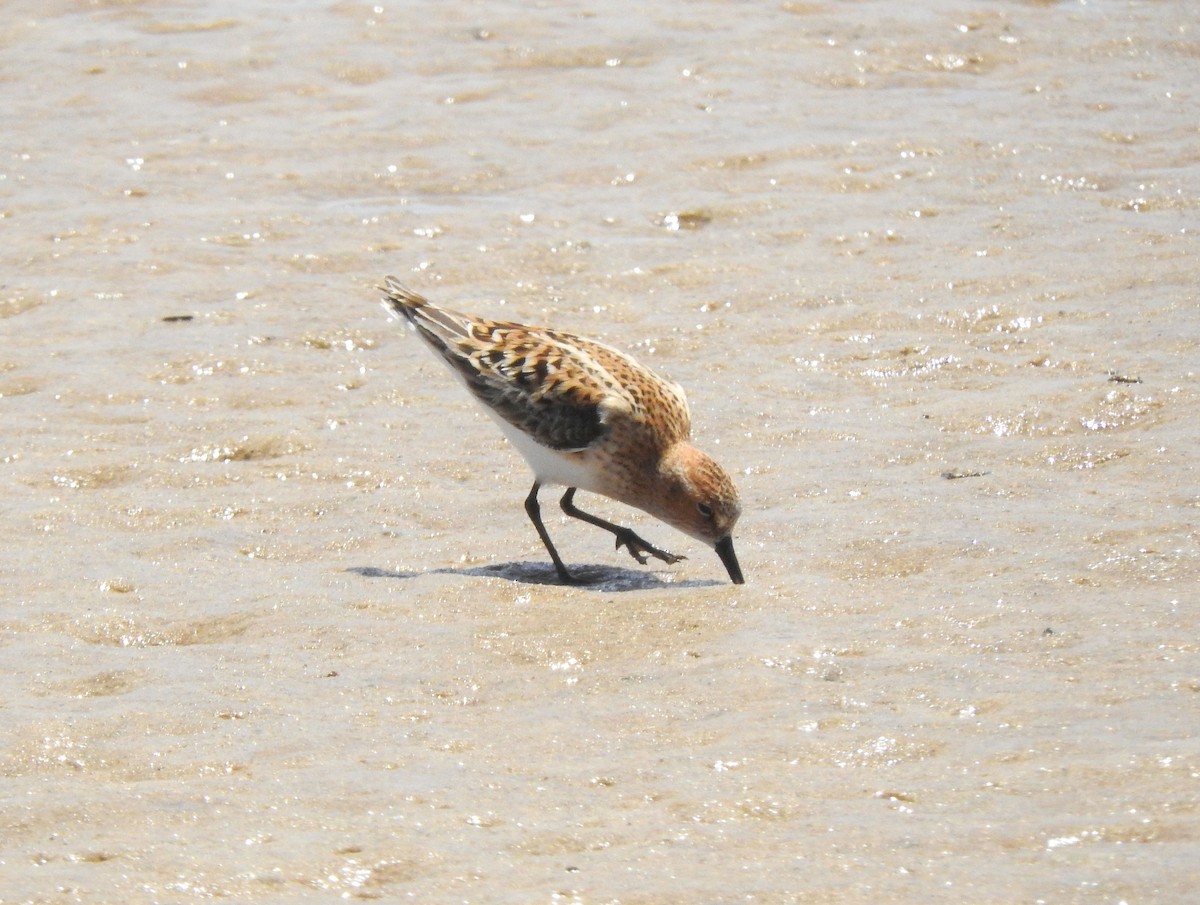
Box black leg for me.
[524,482,576,583]
[559,488,685,567]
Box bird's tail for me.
[380,276,472,345]
[380,275,432,318]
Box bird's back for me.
[381,277,693,455]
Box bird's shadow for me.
[346,561,722,591]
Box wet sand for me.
[2,1,1197,902]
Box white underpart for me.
[413,329,604,491]
[483,406,602,491]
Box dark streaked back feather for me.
[382,277,609,451]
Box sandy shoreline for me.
[3,1,1197,901]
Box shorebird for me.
[381,277,744,584]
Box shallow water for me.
[2,1,1198,902]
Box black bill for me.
[715,535,744,585]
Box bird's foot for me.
[613,529,686,567]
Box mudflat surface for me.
[2,1,1197,902]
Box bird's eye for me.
[697,502,714,519]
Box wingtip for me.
[380,276,430,317]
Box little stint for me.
[381,277,744,584]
